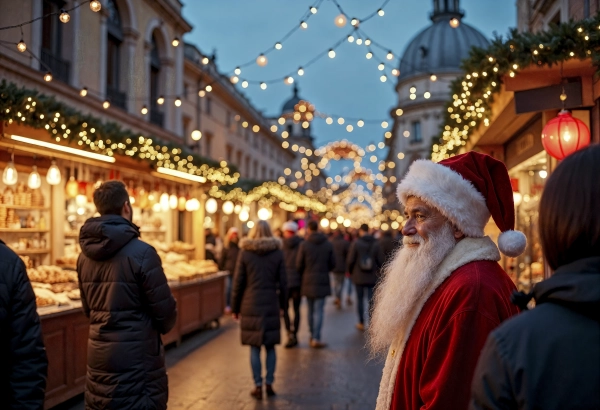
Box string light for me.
[300,21,308,29]
[256,54,268,67]
[206,85,213,92]
[380,75,387,82]
[430,74,437,81]
[381,121,389,128]
[260,82,267,90]
[297,67,304,76]
[198,90,206,97]
[43,72,52,82]
[172,37,180,47]
[285,76,294,85]
[141,105,148,115]
[378,63,385,71]
[275,42,282,50]
[234,67,241,75]
[310,6,318,14]
[351,18,360,27]
[449,17,460,28]
[366,52,373,59]
[174,97,182,107]
[191,130,202,141]
[386,51,393,60]
[378,9,385,16]
[328,49,336,58]
[102,100,110,109]
[17,39,26,52]
[79,87,88,97]
[242,81,249,88]
[392,68,400,76]
[365,39,371,46]
[347,35,355,43]
[202,57,209,65]
[89,0,101,12]
[356,38,363,45]
[157,96,165,105]
[357,120,364,127]
[230,75,239,84]
[59,9,70,23]
[335,14,347,27]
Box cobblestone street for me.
[56,294,383,410]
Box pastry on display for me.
[27,265,77,284]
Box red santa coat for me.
[376,237,519,410]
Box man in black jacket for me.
[0,240,47,409]
[330,230,350,309]
[347,224,382,331]
[281,221,303,348]
[78,181,177,410]
[297,220,335,348]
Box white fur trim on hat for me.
[282,221,298,233]
[396,160,490,237]
[497,230,527,257]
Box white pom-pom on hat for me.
[498,230,527,257]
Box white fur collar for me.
[375,236,500,410]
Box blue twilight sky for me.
[182,1,516,175]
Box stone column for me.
[98,11,108,100]
[30,0,42,71]
[123,28,140,115]
[173,35,184,137]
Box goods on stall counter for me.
[19,255,34,268]
[162,259,219,282]
[147,240,195,254]
[27,265,77,284]
[56,254,79,268]
[0,184,44,207]
[27,265,81,308]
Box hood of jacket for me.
[307,232,328,245]
[79,215,140,261]
[533,256,600,320]
[283,235,303,250]
[239,237,282,255]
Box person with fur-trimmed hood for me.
[370,152,523,410]
[232,220,287,400]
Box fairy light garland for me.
[432,16,600,162]
[0,81,238,185]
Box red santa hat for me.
[396,152,527,257]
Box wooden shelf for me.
[0,228,49,233]
[64,232,79,238]
[14,248,51,255]
[0,205,49,210]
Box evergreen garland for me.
[0,80,239,184]
[432,13,600,162]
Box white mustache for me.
[403,235,424,245]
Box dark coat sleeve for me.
[231,252,247,314]
[296,242,306,276]
[347,241,357,274]
[277,254,288,310]
[470,332,517,410]
[327,244,335,272]
[218,247,228,271]
[140,247,177,334]
[76,253,90,318]
[9,258,48,409]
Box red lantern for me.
[541,110,590,160]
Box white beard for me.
[368,223,457,358]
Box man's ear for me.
[453,225,465,240]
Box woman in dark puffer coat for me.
[470,145,600,410]
[78,214,177,410]
[231,220,287,400]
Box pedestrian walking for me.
[231,220,287,400]
[281,221,303,348]
[370,152,522,410]
[220,227,240,314]
[297,220,335,348]
[471,145,600,410]
[0,240,47,409]
[330,229,350,309]
[77,181,177,410]
[378,229,397,267]
[347,224,383,330]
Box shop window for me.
[253,160,259,179]
[410,121,422,144]
[261,166,267,180]
[236,151,243,169]
[149,33,163,127]
[205,132,213,158]
[226,144,233,162]
[245,155,251,177]
[41,0,70,83]
[106,0,126,110]
[206,97,212,116]
[226,111,231,129]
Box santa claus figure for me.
[369,152,526,410]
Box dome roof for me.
[281,85,301,113]
[398,17,488,81]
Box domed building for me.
[388,0,489,179]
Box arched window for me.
[149,33,164,127]
[106,0,126,109]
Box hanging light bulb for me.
[328,49,336,58]
[174,97,182,107]
[347,35,355,43]
[102,100,110,109]
[80,87,88,97]
[366,52,373,59]
[172,37,180,47]
[256,54,268,67]
[2,154,18,186]
[387,51,394,60]
[185,198,200,212]
[275,42,282,50]
[222,200,234,215]
[202,57,209,65]
[230,75,239,84]
[89,0,102,12]
[351,18,360,27]
[257,207,271,220]
[260,82,267,90]
[46,160,61,185]
[43,72,53,82]
[242,81,249,88]
[378,9,385,16]
[198,90,206,97]
[178,195,187,212]
[392,68,400,76]
[157,96,165,105]
[334,14,347,27]
[17,39,26,52]
[239,209,249,222]
[59,9,70,23]
[297,67,304,76]
[449,17,460,28]
[378,63,385,71]
[234,67,241,75]
[205,85,213,92]
[141,105,148,115]
[430,74,438,82]
[285,76,294,85]
[191,130,202,141]
[300,21,308,29]
[205,198,218,214]
[356,38,363,45]
[310,6,318,14]
[159,192,169,212]
[27,165,41,189]
[234,204,242,214]
[169,194,178,210]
